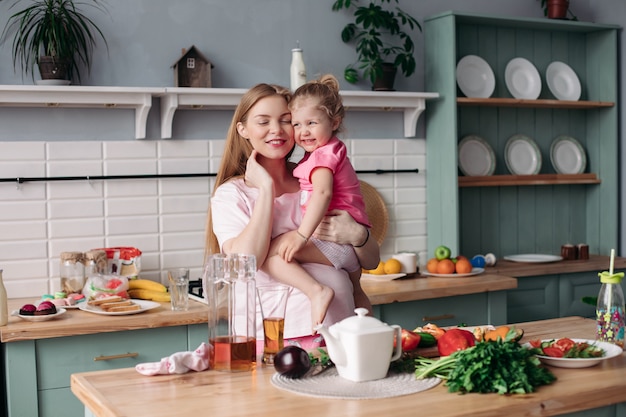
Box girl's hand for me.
[277,230,307,262]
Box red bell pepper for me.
[437,328,475,356]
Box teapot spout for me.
[314,324,347,367]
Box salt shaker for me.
[60,251,85,294]
[290,42,306,91]
[595,250,625,348]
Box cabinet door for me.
[37,326,187,390]
[376,293,490,329]
[507,275,559,323]
[559,271,599,318]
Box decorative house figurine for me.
[172,45,213,88]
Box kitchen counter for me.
[71,316,626,417]
[485,254,626,278]
[0,298,209,343]
[1,272,517,342]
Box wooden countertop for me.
[485,254,626,277]
[362,273,517,305]
[71,316,626,417]
[1,273,517,342]
[0,298,209,343]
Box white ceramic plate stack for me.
[458,135,496,176]
[550,135,586,174]
[505,57,542,99]
[546,61,581,101]
[504,134,542,175]
[456,55,495,98]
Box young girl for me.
[261,74,373,328]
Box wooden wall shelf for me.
[458,173,601,187]
[457,97,614,109]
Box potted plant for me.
[0,0,108,84]
[331,0,421,90]
[539,0,577,20]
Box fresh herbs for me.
[415,340,556,394]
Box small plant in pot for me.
[331,0,421,91]
[0,0,109,84]
[539,0,577,20]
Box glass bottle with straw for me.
[596,249,625,348]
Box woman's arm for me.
[313,209,380,270]
[217,151,275,265]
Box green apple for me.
[434,245,451,261]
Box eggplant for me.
[273,345,311,378]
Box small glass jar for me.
[83,250,108,278]
[60,251,85,294]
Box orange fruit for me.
[370,261,386,275]
[436,259,456,274]
[426,258,439,273]
[384,258,402,274]
[455,258,472,274]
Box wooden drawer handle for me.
[94,352,139,361]
[422,313,455,322]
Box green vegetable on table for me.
[414,339,556,394]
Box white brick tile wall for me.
[0,138,427,298]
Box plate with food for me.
[422,268,484,278]
[524,338,622,368]
[12,302,67,322]
[79,297,160,316]
[361,273,407,282]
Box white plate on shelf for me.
[550,135,586,174]
[458,135,496,176]
[546,61,581,101]
[11,308,67,322]
[503,254,562,263]
[524,339,622,368]
[504,134,542,175]
[456,55,495,98]
[78,299,160,316]
[422,268,484,278]
[361,273,407,282]
[505,57,541,99]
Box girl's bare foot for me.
[311,286,334,332]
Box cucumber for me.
[416,332,437,348]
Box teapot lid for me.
[333,308,392,334]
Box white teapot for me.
[315,308,402,382]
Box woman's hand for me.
[244,150,273,192]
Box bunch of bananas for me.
[128,279,171,302]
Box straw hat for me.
[359,180,388,245]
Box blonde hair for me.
[205,83,293,257]
[289,74,345,136]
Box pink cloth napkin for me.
[135,343,210,376]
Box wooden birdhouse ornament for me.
[173,45,213,88]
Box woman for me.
[206,83,379,348]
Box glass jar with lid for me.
[83,250,108,278]
[60,251,85,294]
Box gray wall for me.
[0,0,624,253]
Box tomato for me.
[437,328,475,356]
[397,329,421,352]
[542,347,564,358]
[555,338,575,352]
[529,339,542,348]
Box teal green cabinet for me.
[4,325,206,417]
[424,11,619,260]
